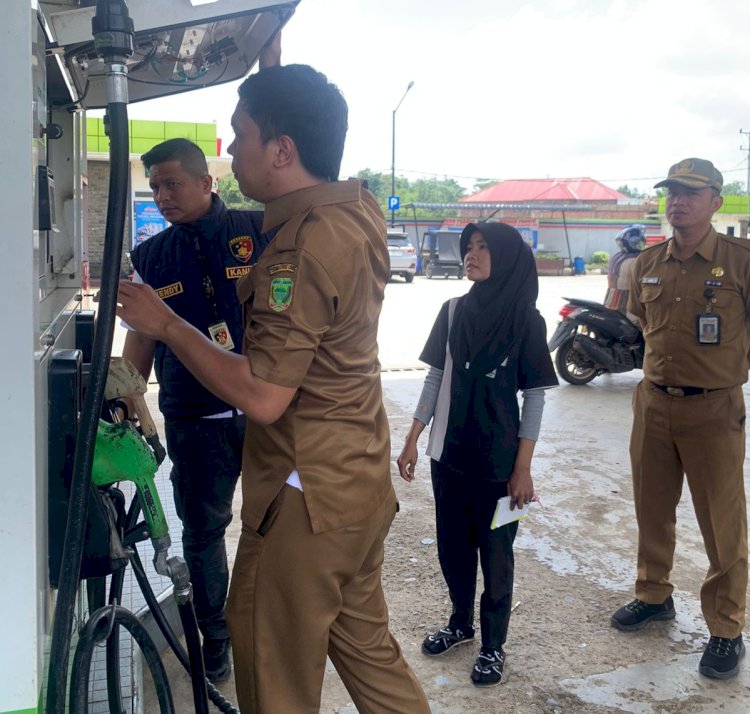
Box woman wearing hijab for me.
[397,222,557,687]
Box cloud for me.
[121,0,750,193]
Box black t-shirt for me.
[420,298,557,481]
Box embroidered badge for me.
[155,281,184,299]
[269,277,294,312]
[268,262,298,275]
[705,280,723,287]
[228,235,254,263]
[208,321,235,350]
[226,266,252,279]
[711,266,725,278]
[641,276,661,285]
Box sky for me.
[123,0,750,196]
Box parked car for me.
[387,231,416,283]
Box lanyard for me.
[192,231,222,324]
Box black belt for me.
[650,382,718,397]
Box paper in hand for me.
[491,496,530,529]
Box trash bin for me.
[573,256,585,275]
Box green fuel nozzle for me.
[92,419,171,559]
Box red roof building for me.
[463,178,628,204]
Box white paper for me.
[491,496,530,529]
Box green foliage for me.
[356,169,466,218]
[721,180,746,196]
[617,184,644,198]
[355,168,389,199]
[535,252,562,261]
[472,179,499,193]
[216,174,263,210]
[590,251,609,265]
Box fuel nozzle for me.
[105,357,167,465]
[92,420,169,540]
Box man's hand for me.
[259,31,281,70]
[117,281,182,341]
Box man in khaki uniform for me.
[117,63,429,713]
[611,158,750,680]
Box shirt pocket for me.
[639,285,663,323]
[691,286,741,315]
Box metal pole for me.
[390,81,414,227]
[742,129,750,238]
[391,109,396,226]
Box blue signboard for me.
[516,224,538,250]
[388,195,400,211]
[133,201,169,248]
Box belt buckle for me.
[666,386,685,397]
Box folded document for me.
[491,496,531,529]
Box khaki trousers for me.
[630,380,748,638]
[225,485,429,714]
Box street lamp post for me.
[390,80,414,227]
[742,129,750,238]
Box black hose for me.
[130,547,241,713]
[45,96,130,713]
[105,490,144,714]
[106,567,127,714]
[130,547,189,670]
[178,598,210,714]
[70,605,175,714]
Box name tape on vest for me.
[226,266,252,279]
[155,281,184,299]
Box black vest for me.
[130,195,270,419]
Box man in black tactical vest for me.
[123,137,270,681]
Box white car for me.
[387,232,416,283]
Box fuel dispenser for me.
[0,1,300,712]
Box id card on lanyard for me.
[697,287,720,345]
[194,233,235,351]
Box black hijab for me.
[448,222,538,376]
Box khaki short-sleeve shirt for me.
[235,180,393,534]
[628,228,750,388]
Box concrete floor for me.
[136,274,750,712]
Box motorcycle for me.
[547,297,644,385]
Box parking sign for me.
[388,196,400,211]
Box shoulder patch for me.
[269,276,294,312]
[155,281,183,299]
[267,262,298,275]
[228,235,254,263]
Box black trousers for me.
[165,412,246,640]
[430,459,518,650]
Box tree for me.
[355,169,389,203]
[406,177,465,205]
[216,174,262,209]
[721,180,746,196]
[617,184,646,199]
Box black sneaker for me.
[610,597,675,632]
[203,637,232,683]
[471,647,505,687]
[699,635,745,680]
[421,625,475,656]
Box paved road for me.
[378,274,750,712]
[143,273,750,712]
[378,273,606,370]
